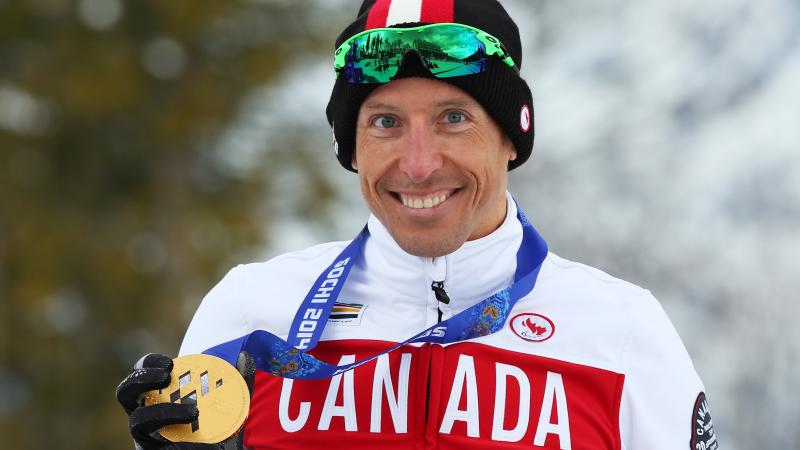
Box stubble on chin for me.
[389,227,467,258]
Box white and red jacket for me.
[180,194,713,449]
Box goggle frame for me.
[334,23,518,83]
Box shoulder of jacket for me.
[217,239,353,313]
[540,251,653,304]
[513,252,662,372]
[244,240,351,269]
[539,255,695,376]
[179,240,352,355]
[227,240,352,283]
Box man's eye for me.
[444,111,466,124]
[372,116,397,128]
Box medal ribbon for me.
[203,200,548,380]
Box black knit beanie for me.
[326,0,534,173]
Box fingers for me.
[235,351,256,397]
[117,354,174,414]
[129,402,197,446]
[218,432,245,450]
[136,353,174,371]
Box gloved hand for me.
[116,352,255,450]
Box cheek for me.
[459,123,507,158]
[354,136,376,173]
[455,129,509,173]
[356,130,405,173]
[355,143,391,191]
[358,172,372,199]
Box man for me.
[117,1,717,449]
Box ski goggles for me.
[334,23,518,84]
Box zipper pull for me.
[425,256,449,322]
[431,281,450,323]
[431,281,450,304]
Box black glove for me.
[116,352,255,450]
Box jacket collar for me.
[363,192,523,314]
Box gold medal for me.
[144,354,250,444]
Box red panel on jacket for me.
[245,340,623,450]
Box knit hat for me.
[326,0,534,173]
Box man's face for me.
[354,77,517,257]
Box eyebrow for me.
[361,101,402,111]
[362,98,480,111]
[434,98,479,109]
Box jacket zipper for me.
[423,258,450,436]
[431,281,451,322]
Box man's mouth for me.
[394,189,456,210]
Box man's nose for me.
[397,122,443,184]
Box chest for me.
[243,339,624,450]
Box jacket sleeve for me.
[618,292,718,449]
[178,265,251,356]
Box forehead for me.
[361,77,480,112]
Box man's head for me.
[326,0,533,256]
[355,77,516,257]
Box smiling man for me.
[116,1,716,449]
[354,77,515,257]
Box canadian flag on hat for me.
[366,0,455,29]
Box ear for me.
[351,152,358,170]
[503,135,517,161]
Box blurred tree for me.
[0,1,346,448]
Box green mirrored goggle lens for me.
[334,24,516,84]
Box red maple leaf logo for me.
[524,318,547,336]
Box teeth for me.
[400,192,450,209]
